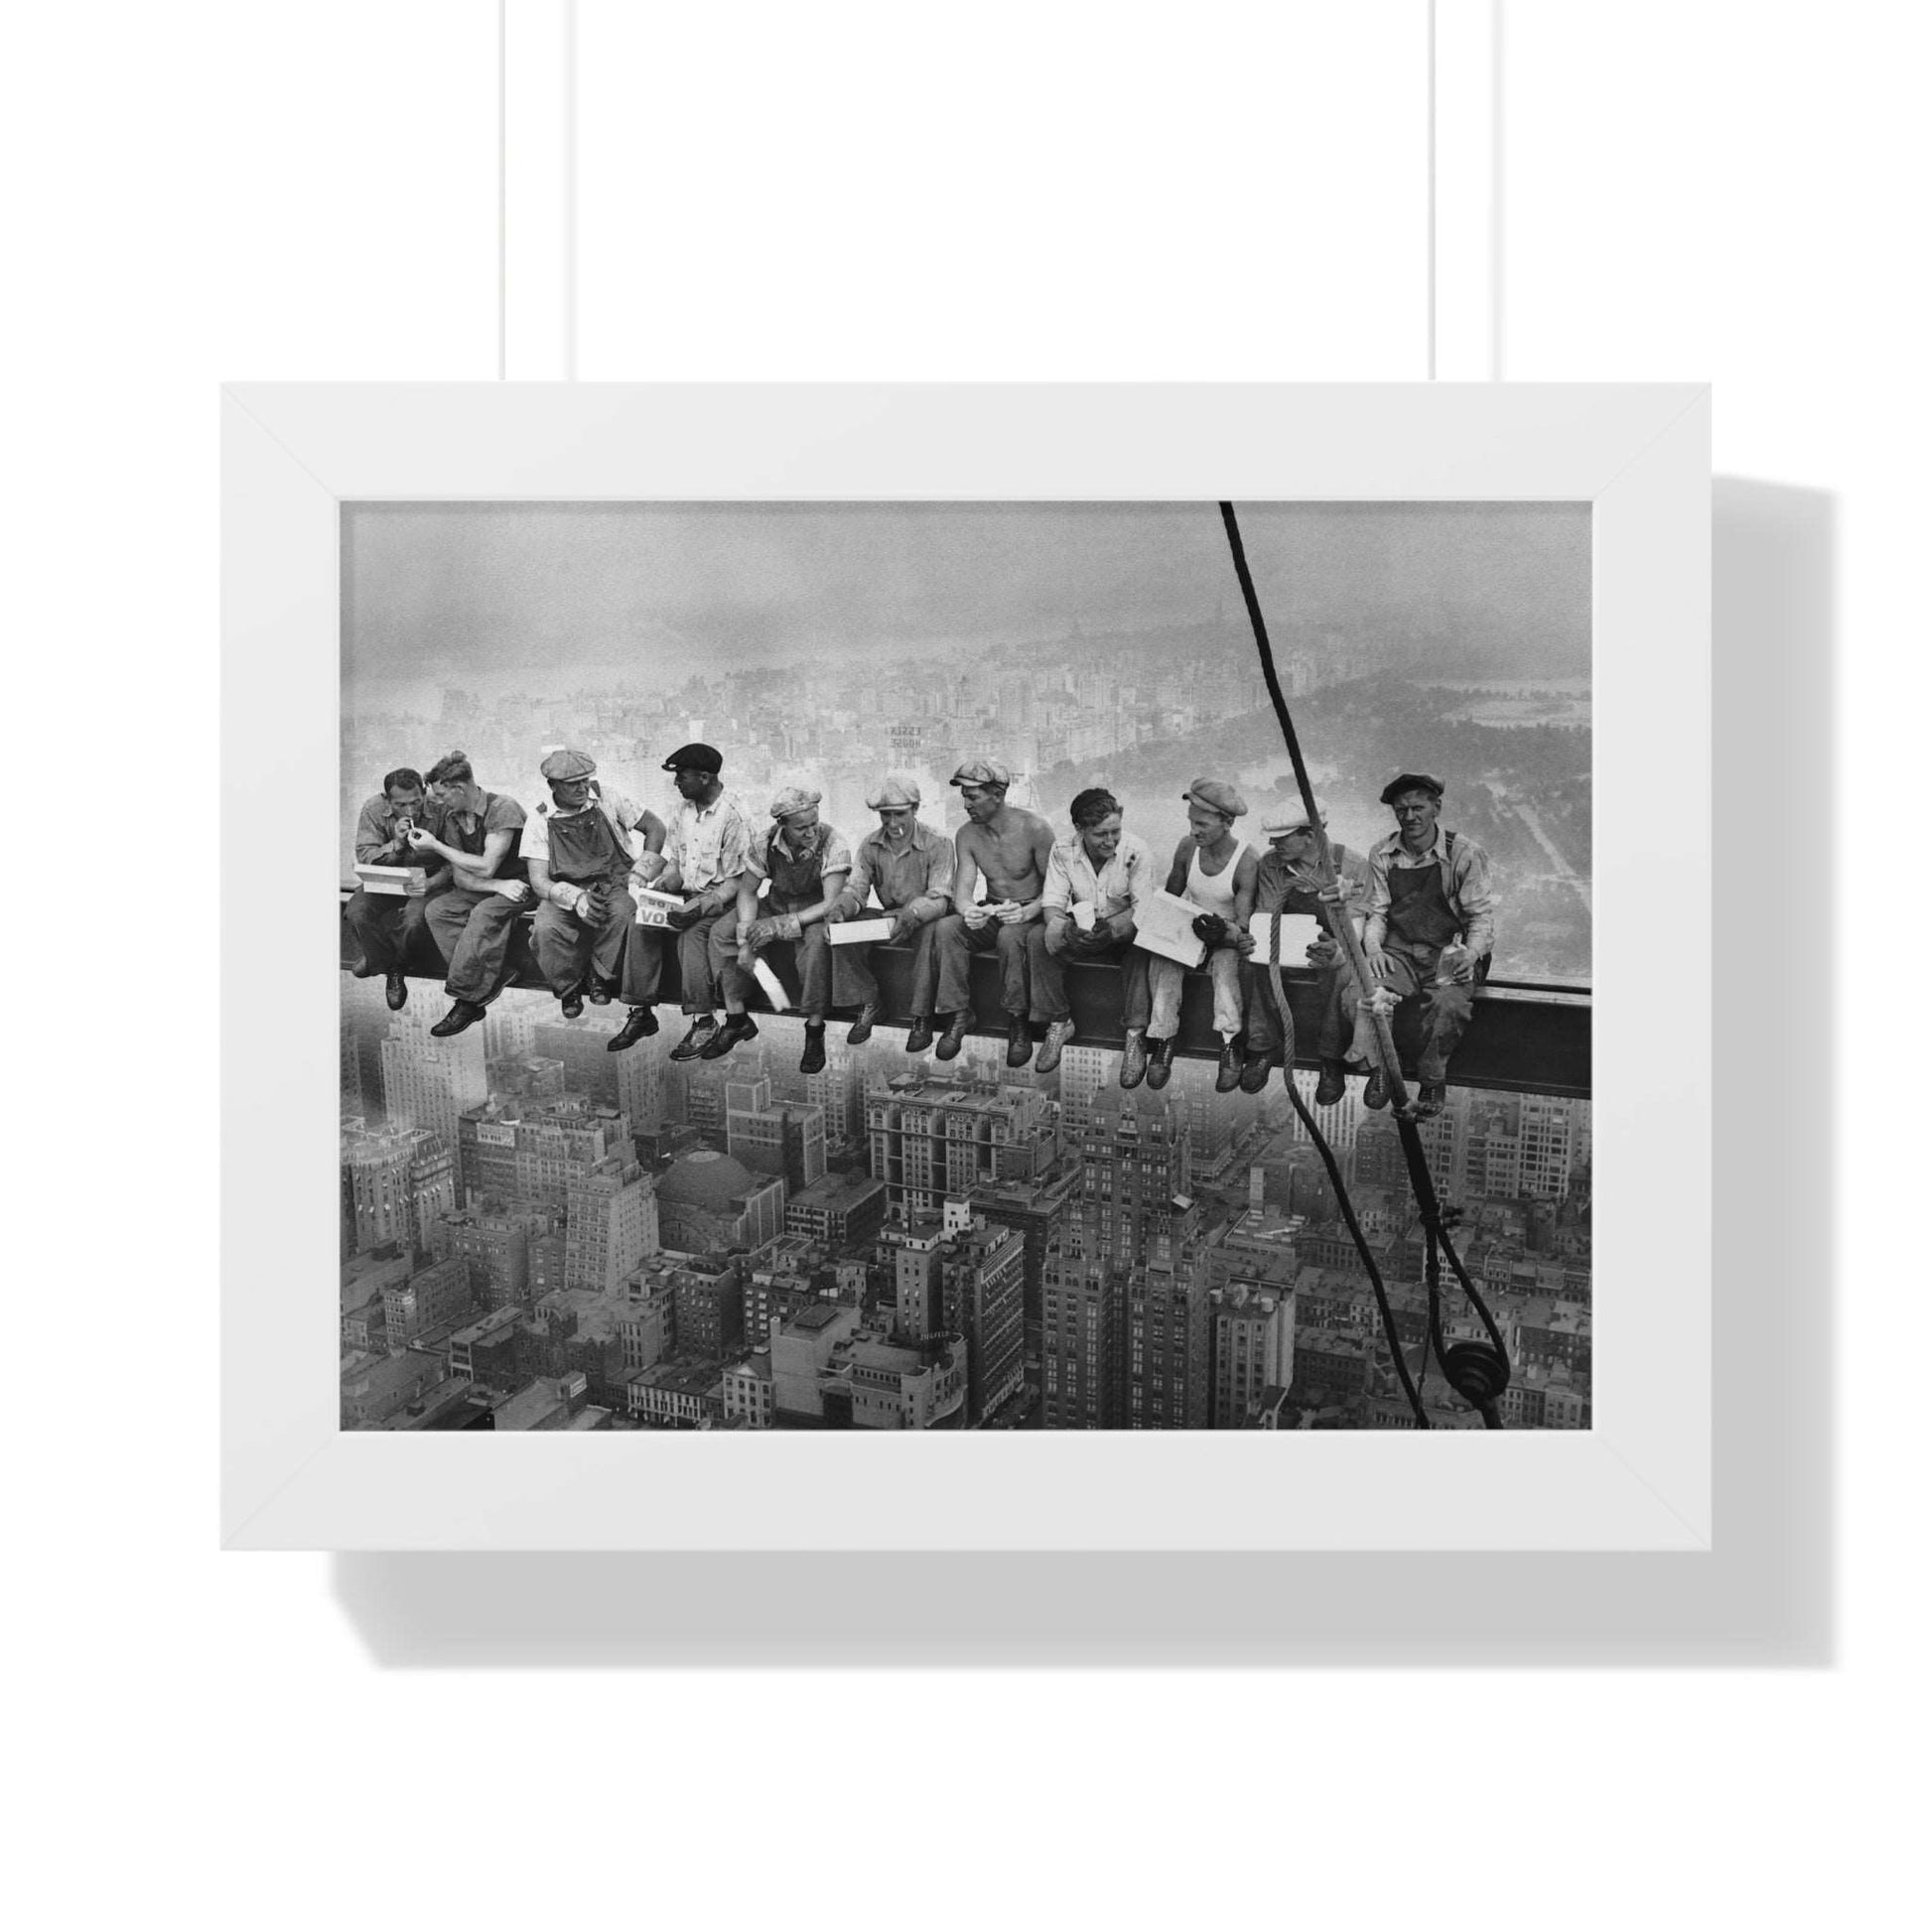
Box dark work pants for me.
[1245,961,1356,1062]
[1042,931,1147,1029]
[532,885,635,997]
[715,920,833,1019]
[425,887,524,1006]
[622,906,734,1014]
[1373,944,1477,1083]
[831,918,942,1016]
[933,914,1058,1024]
[346,888,431,976]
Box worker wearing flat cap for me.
[609,742,755,1061]
[1039,787,1159,1087]
[1145,778,1262,1094]
[706,784,854,1073]
[824,774,956,1052]
[408,751,531,1038]
[1247,793,1383,1106]
[1362,772,1497,1118]
[930,757,1062,1071]
[522,749,667,1022]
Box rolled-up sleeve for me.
[898,829,954,923]
[1041,843,1075,915]
[1452,843,1496,958]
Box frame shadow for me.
[330,478,1834,1665]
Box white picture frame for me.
[223,381,1709,1552]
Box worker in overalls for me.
[1363,771,1498,1119]
[522,748,666,1020]
[712,784,853,1073]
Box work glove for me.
[1190,911,1229,947]
[665,899,702,931]
[889,910,920,942]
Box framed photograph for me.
[222,382,1708,1551]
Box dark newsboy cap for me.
[662,742,724,775]
[1379,771,1446,804]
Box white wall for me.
[9,3,1916,1926]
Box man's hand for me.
[960,901,992,930]
[634,852,667,886]
[551,882,586,916]
[1364,943,1392,983]
[494,879,530,904]
[1085,914,1114,945]
[405,827,440,854]
[743,916,775,950]
[1233,928,1256,957]
[1306,934,1339,968]
[665,899,702,931]
[1437,942,1475,984]
[824,904,847,924]
[991,899,1025,926]
[1190,911,1229,947]
[889,910,920,943]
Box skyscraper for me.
[935,1200,1027,1425]
[1208,1282,1296,1429]
[341,1123,457,1257]
[726,1074,826,1194]
[867,1073,1058,1224]
[381,1002,488,1154]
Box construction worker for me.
[929,758,1061,1069]
[411,752,530,1037]
[608,743,753,1061]
[1364,771,1497,1119]
[1246,794,1383,1107]
[826,775,955,1051]
[522,748,667,1020]
[345,764,445,1012]
[714,785,853,1073]
[1145,778,1260,1093]
[1040,786,1158,1087]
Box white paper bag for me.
[1247,911,1323,964]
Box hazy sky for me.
[343,500,1588,704]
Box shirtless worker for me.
[1144,779,1261,1093]
[928,758,1066,1069]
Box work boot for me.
[800,1023,827,1074]
[586,980,614,1006]
[1006,1016,1034,1068]
[1314,1059,1348,1107]
[848,1003,878,1045]
[1415,1080,1447,1119]
[933,1014,969,1061]
[1363,1065,1391,1111]
[1119,1029,1149,1090]
[1035,1017,1076,1073]
[608,1005,658,1051]
[1146,1036,1176,1091]
[904,1015,934,1054]
[384,970,408,1013]
[561,985,585,1020]
[669,1015,719,1062]
[700,1014,759,1060]
[429,999,487,1038]
[1215,1038,1243,1093]
[350,957,379,979]
[1238,1052,1272,1094]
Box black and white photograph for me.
[339,498,1591,1433]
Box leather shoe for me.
[800,1024,827,1074]
[1146,1036,1175,1090]
[1415,1080,1447,1119]
[1007,1016,1034,1068]
[429,998,487,1038]
[1314,1060,1347,1107]
[1238,1053,1271,1094]
[1119,1030,1148,1089]
[608,1006,658,1051]
[904,1016,934,1054]
[385,971,408,1013]
[669,1016,719,1062]
[1363,1066,1391,1111]
[934,1014,969,1061]
[848,1004,878,1045]
[1035,1018,1076,1073]
[700,1014,759,1060]
[561,987,585,1020]
[586,980,613,1006]
[1215,1039,1242,1093]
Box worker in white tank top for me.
[1143,777,1264,1094]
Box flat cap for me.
[1379,771,1446,804]
[949,758,1013,790]
[1261,794,1326,836]
[768,784,822,820]
[662,742,724,775]
[866,774,921,810]
[1182,778,1249,818]
[538,747,597,782]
